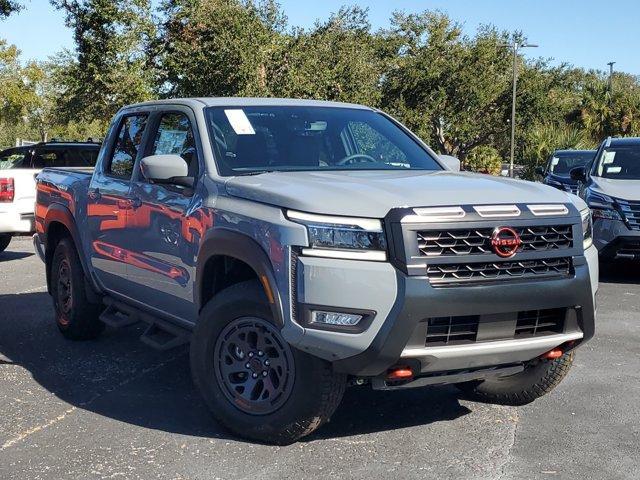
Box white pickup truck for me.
[0,141,100,252]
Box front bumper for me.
[593,218,640,259]
[291,247,597,378]
[33,233,45,262]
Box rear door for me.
[125,108,202,322]
[87,113,150,293]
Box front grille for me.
[515,309,566,338]
[617,199,640,231]
[417,225,573,257]
[425,315,479,346]
[424,308,567,346]
[427,257,572,285]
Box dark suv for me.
[537,150,596,195]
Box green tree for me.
[381,12,513,160]
[0,0,21,17]
[0,40,40,146]
[520,123,593,179]
[50,0,155,125]
[465,145,502,174]
[157,0,283,97]
[267,6,387,104]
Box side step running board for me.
[99,303,140,328]
[140,322,190,351]
[101,298,191,351]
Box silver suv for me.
[572,136,640,260]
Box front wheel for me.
[457,351,574,405]
[190,280,346,444]
[0,234,11,253]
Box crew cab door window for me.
[151,112,198,178]
[108,115,148,178]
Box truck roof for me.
[125,97,373,111]
[607,137,640,147]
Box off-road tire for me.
[0,234,11,253]
[51,238,104,340]
[457,351,574,406]
[190,280,346,445]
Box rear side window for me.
[32,149,65,168]
[151,112,198,177]
[66,148,99,167]
[108,114,148,178]
[0,149,29,169]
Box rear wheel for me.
[0,234,11,253]
[51,238,104,340]
[457,352,574,405]
[190,280,346,444]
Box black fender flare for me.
[43,203,97,293]
[195,228,284,327]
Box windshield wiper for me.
[233,170,275,177]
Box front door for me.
[125,110,202,322]
[87,113,149,294]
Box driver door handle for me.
[117,197,142,209]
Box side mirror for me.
[535,166,545,176]
[140,154,193,189]
[439,155,461,172]
[569,166,587,182]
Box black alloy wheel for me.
[214,317,295,415]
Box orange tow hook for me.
[541,348,563,360]
[386,366,414,381]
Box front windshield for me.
[205,106,443,176]
[547,152,594,176]
[0,149,29,169]
[593,146,640,180]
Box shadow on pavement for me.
[0,291,470,444]
[599,260,640,284]
[0,251,33,262]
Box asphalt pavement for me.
[0,236,638,480]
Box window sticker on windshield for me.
[606,166,622,174]
[224,109,255,135]
[603,151,616,164]
[551,157,560,166]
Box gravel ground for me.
[0,235,638,480]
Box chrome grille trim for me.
[474,205,521,218]
[426,257,572,285]
[527,204,569,216]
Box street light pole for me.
[505,41,538,178]
[607,61,616,98]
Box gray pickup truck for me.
[34,98,598,444]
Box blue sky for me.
[2,0,639,75]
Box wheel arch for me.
[43,204,95,294]
[196,229,284,327]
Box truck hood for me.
[224,170,573,218]
[590,177,640,201]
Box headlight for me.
[586,190,622,221]
[544,178,563,188]
[580,208,593,250]
[287,210,387,261]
